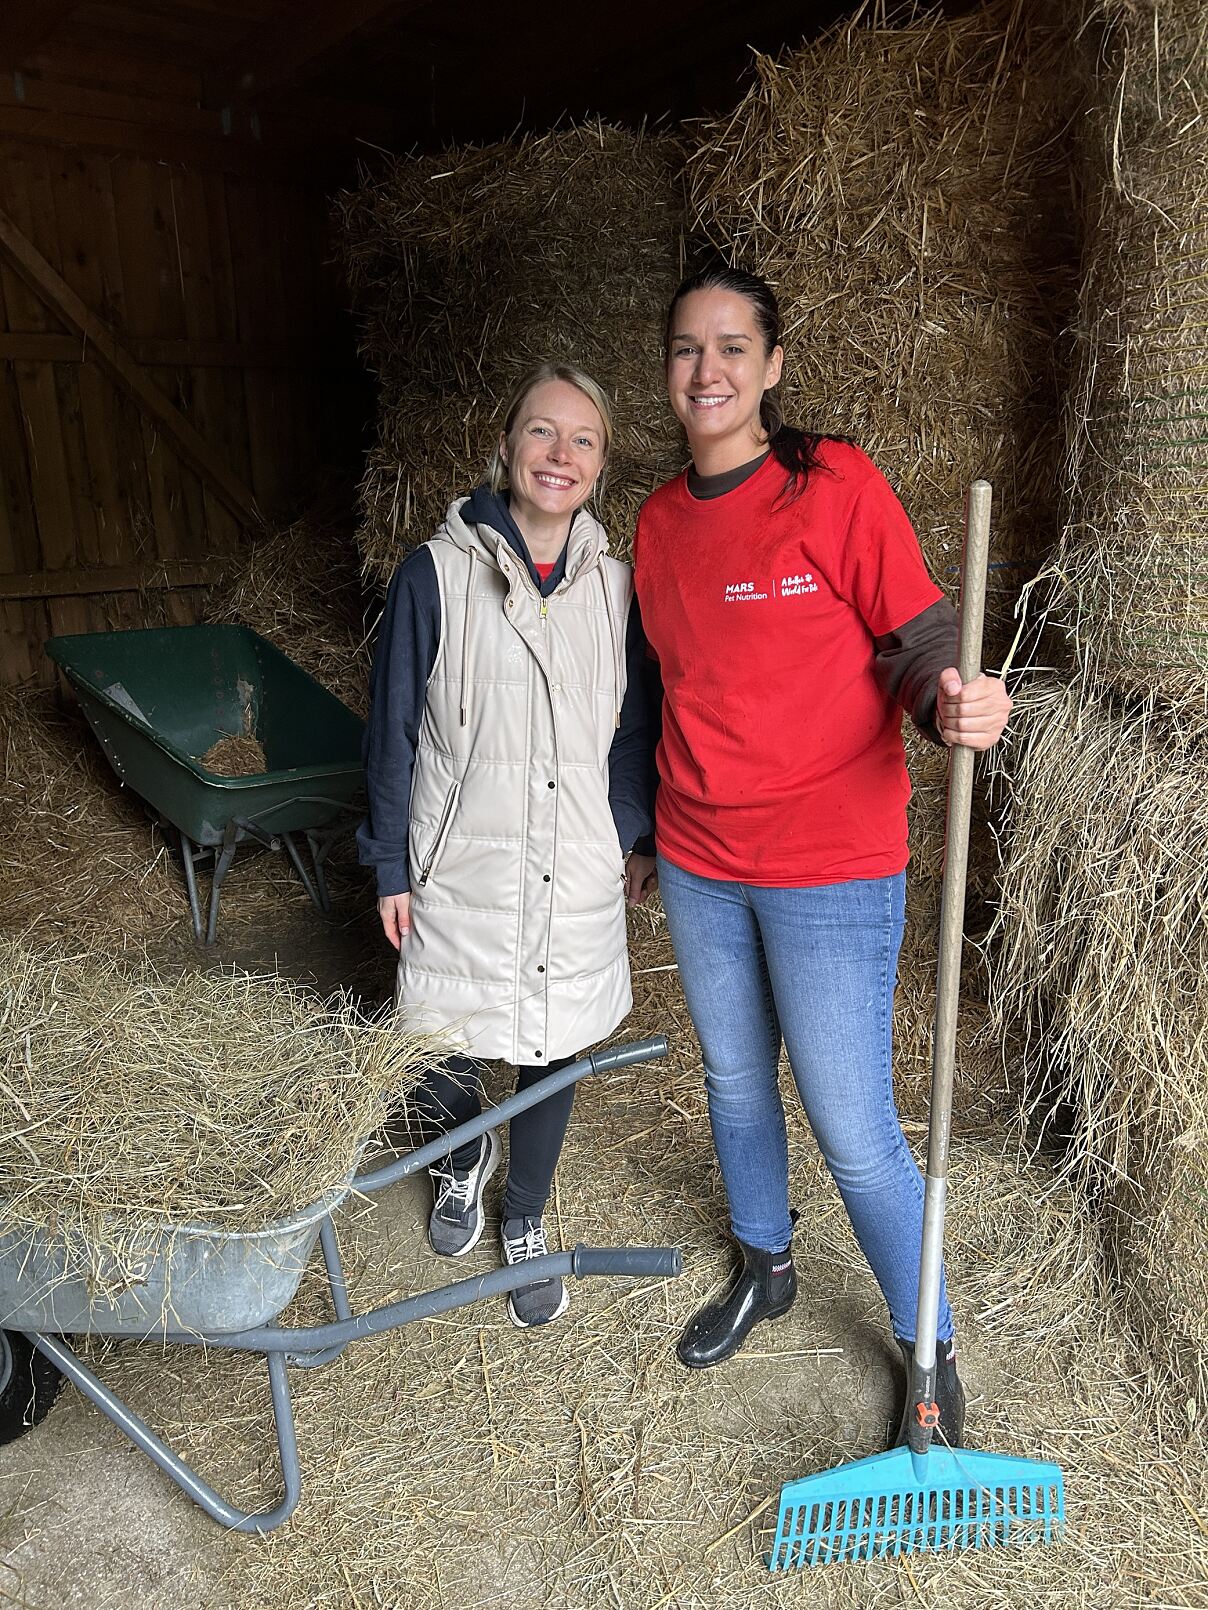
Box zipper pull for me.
[540,598,548,623]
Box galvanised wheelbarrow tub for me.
[44,624,365,943]
[0,1039,681,1534]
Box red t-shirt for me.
[633,443,943,885]
[533,560,555,581]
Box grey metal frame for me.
[16,1037,678,1534]
[176,795,358,944]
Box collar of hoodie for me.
[440,490,620,729]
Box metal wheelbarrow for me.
[0,1037,680,1533]
[44,624,365,944]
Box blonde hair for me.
[487,361,613,507]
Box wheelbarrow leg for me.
[178,830,206,943]
[279,831,324,911]
[25,1331,303,1534]
[206,826,240,946]
[286,1218,354,1370]
[305,828,335,914]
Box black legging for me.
[410,1054,576,1220]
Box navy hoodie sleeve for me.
[607,597,658,854]
[357,547,441,896]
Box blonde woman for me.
[360,362,657,1327]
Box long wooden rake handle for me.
[909,481,992,1459]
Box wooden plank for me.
[0,330,361,367]
[0,4,84,68]
[0,598,52,684]
[0,147,79,572]
[14,360,77,570]
[173,166,239,556]
[0,104,351,182]
[0,69,398,148]
[0,362,39,571]
[0,559,224,599]
[0,204,261,526]
[224,174,279,505]
[48,145,117,566]
[206,0,411,97]
[51,358,103,565]
[26,42,202,100]
[0,143,64,332]
[0,330,82,360]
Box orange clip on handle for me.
[915,1401,940,1430]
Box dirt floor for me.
[1,836,1205,1609]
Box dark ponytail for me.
[664,263,847,502]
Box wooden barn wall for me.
[0,132,354,686]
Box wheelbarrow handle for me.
[159,1245,683,1354]
[353,1034,670,1196]
[572,1244,682,1278]
[587,1034,669,1073]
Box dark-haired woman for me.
[632,267,1011,1443]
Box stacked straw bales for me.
[336,125,686,585]
[1045,0,1208,721]
[990,0,1208,1438]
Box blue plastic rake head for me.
[769,1444,1065,1570]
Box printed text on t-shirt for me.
[723,573,819,603]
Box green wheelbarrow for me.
[44,624,365,943]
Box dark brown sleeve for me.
[873,597,959,744]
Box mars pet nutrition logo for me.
[724,580,768,603]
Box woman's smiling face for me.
[666,288,784,463]
[501,378,606,527]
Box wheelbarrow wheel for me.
[0,1331,63,1445]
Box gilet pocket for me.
[417,780,461,887]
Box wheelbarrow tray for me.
[44,624,364,846]
[0,1173,356,1339]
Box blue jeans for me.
[658,856,953,1345]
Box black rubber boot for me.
[894,1335,966,1448]
[677,1236,797,1369]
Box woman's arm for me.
[607,599,660,878]
[357,548,442,935]
[874,600,1011,749]
[872,597,958,741]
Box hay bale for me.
[204,513,373,718]
[1107,1140,1208,1442]
[0,936,423,1291]
[0,683,185,947]
[989,674,1208,1180]
[335,124,686,583]
[686,0,1076,662]
[988,673,1208,1427]
[1047,0,1208,718]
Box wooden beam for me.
[0,559,225,601]
[0,103,353,183]
[0,206,261,527]
[0,330,360,370]
[206,0,418,100]
[0,2,84,69]
[0,68,398,148]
